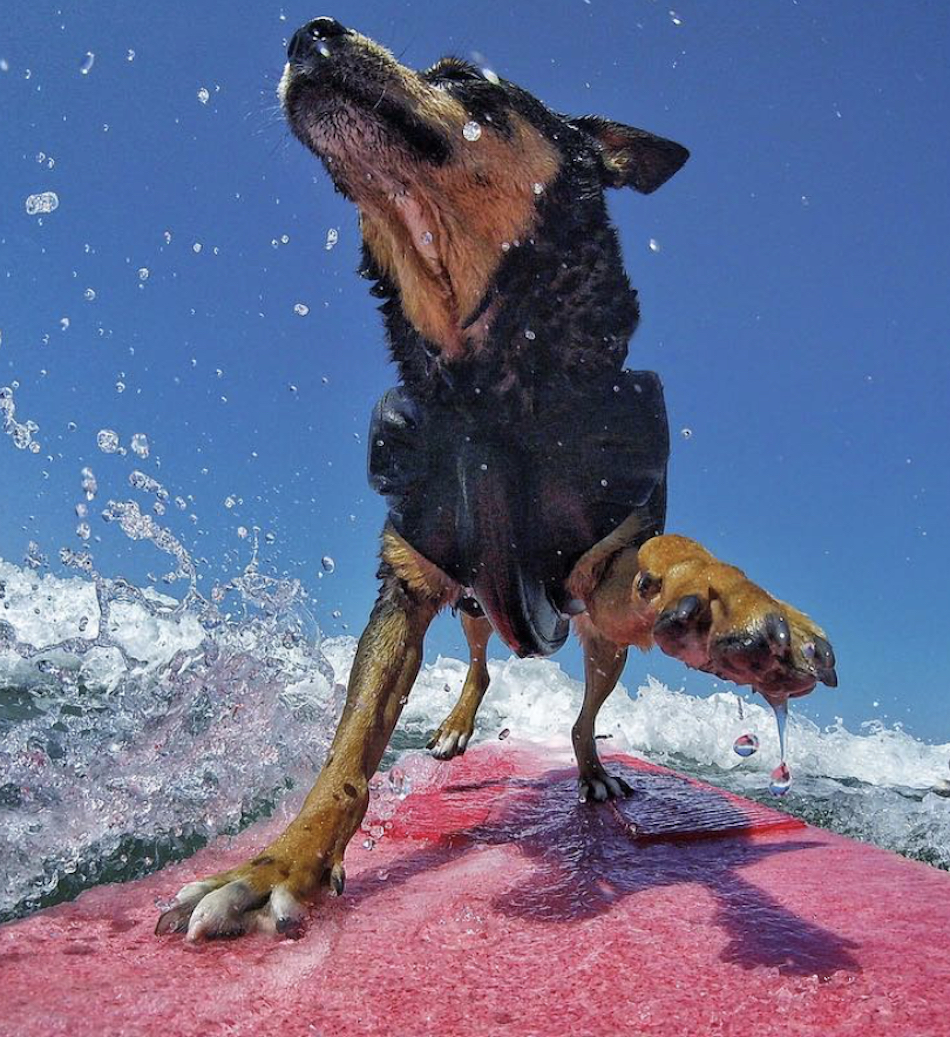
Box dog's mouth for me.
[279,18,465,195]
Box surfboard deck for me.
[2,741,949,1036]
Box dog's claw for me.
[272,885,308,939]
[329,862,346,897]
[810,635,838,687]
[655,593,707,636]
[765,612,792,654]
[154,880,216,936]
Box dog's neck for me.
[362,176,641,411]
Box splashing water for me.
[0,466,341,922]
[1,385,41,453]
[24,191,59,216]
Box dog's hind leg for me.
[428,611,493,759]
[155,527,453,941]
[572,614,631,802]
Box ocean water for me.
[2,554,948,924]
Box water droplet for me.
[130,433,150,458]
[733,733,759,758]
[321,555,335,574]
[769,762,792,796]
[532,182,544,195]
[387,767,411,799]
[80,466,97,498]
[648,237,661,253]
[325,227,338,250]
[223,495,236,509]
[163,230,172,244]
[293,302,309,316]
[127,49,135,62]
[79,52,95,75]
[60,317,70,330]
[236,525,248,539]
[462,120,482,142]
[197,86,210,104]
[25,192,59,216]
[498,727,511,741]
[766,696,792,796]
[192,242,202,254]
[524,329,536,341]
[669,10,683,26]
[76,521,91,540]
[75,502,88,518]
[96,429,119,454]
[681,427,692,439]
[115,380,126,394]
[84,288,96,302]
[331,609,342,619]
[137,267,149,281]
[264,531,276,544]
[420,230,434,245]
[362,837,375,850]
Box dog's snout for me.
[287,17,350,62]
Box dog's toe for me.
[427,722,472,760]
[577,771,632,803]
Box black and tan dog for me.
[157,17,836,940]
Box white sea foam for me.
[1,560,948,922]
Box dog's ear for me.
[574,116,689,193]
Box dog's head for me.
[280,18,688,382]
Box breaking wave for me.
[1,558,948,922]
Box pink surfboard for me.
[2,742,949,1036]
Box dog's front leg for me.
[156,530,448,941]
[577,533,837,703]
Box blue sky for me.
[2,1,948,739]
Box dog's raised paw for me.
[637,535,837,700]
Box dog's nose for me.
[287,17,350,62]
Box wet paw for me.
[577,767,632,803]
[638,535,837,700]
[427,713,475,760]
[709,613,837,701]
[154,853,342,941]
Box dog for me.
[156,17,836,940]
